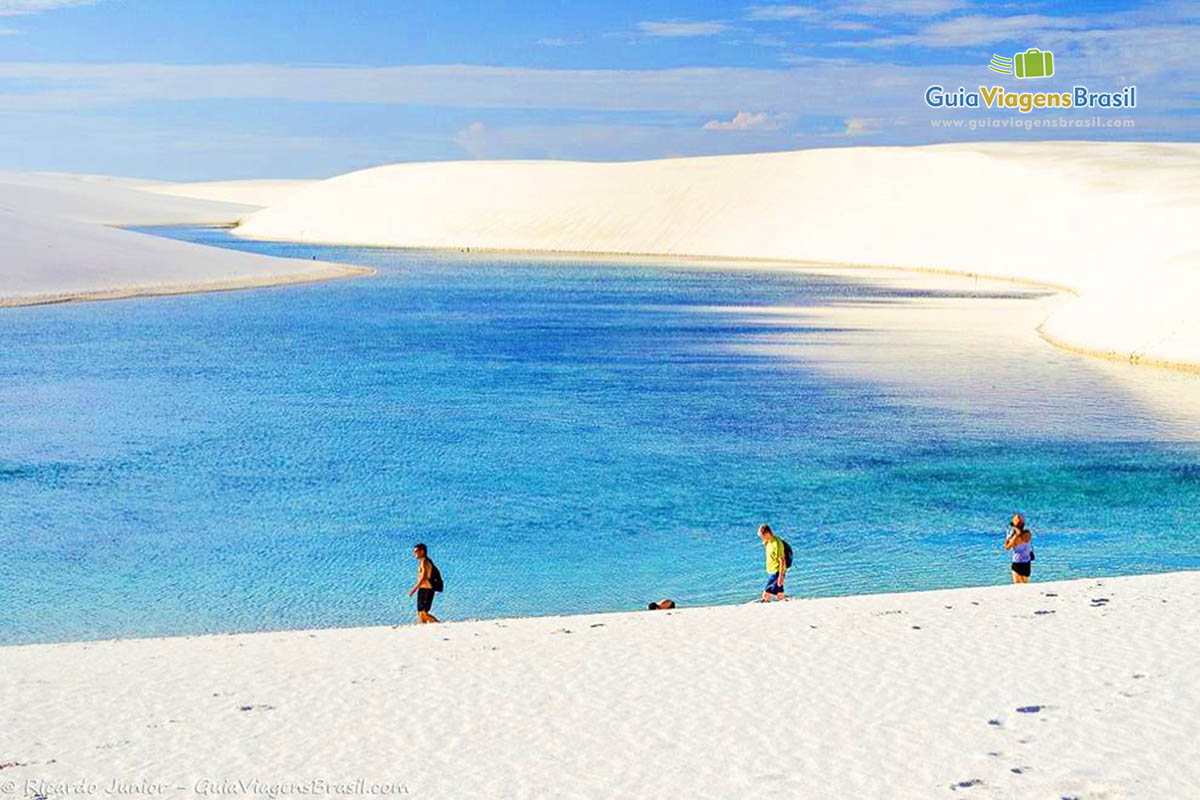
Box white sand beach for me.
[234,142,1200,372]
[0,173,366,307]
[2,571,1197,799]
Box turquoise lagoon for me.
[1,228,1197,644]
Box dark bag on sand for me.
[782,539,794,569]
[429,562,444,593]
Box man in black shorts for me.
[407,543,440,624]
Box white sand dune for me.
[2,571,1197,799]
[234,142,1200,372]
[0,173,366,306]
[142,178,315,208]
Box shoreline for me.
[1036,323,1200,376]
[0,567,1191,651]
[0,263,373,309]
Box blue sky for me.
[1,0,1196,179]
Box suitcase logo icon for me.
[988,48,1055,79]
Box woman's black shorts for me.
[1011,561,1032,578]
[416,588,435,612]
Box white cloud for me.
[828,20,875,32]
[857,14,1090,48]
[0,57,1156,116]
[454,121,489,158]
[778,53,860,66]
[0,26,18,33]
[703,110,785,131]
[839,0,966,16]
[745,5,817,21]
[536,37,580,47]
[635,20,729,37]
[843,117,880,136]
[0,26,1194,122]
[0,0,98,14]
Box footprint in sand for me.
[1034,610,1055,615]
[949,778,984,790]
[237,704,275,712]
[95,740,131,750]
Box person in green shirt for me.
[758,523,787,602]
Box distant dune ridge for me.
[234,142,1200,372]
[3,143,1197,370]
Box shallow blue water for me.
[1,228,1198,644]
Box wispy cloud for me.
[857,14,1090,48]
[0,26,18,33]
[0,61,921,114]
[536,37,581,48]
[778,53,860,66]
[702,110,786,131]
[745,5,817,21]
[454,121,490,158]
[0,0,99,14]
[828,20,875,32]
[635,20,729,37]
[1,49,1191,116]
[750,35,789,47]
[838,0,966,16]
[843,117,880,136]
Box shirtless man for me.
[407,543,441,624]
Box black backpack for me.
[428,561,444,593]
[782,539,794,569]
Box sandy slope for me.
[142,179,315,208]
[234,142,1200,372]
[1,571,1197,799]
[0,173,367,306]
